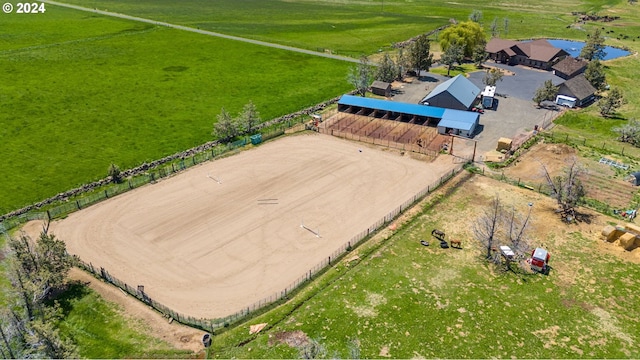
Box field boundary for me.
[69,164,466,333]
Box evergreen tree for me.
[580,28,607,61]
[583,60,607,91]
[598,87,624,117]
[375,53,398,83]
[408,35,434,76]
[532,80,558,106]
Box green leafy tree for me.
[532,80,558,106]
[483,67,504,86]
[440,21,486,57]
[395,48,409,79]
[583,60,607,91]
[468,10,482,23]
[440,41,464,76]
[238,100,261,134]
[347,55,374,96]
[375,53,398,83]
[212,107,240,140]
[408,34,434,76]
[108,163,122,184]
[503,18,510,35]
[472,40,487,67]
[598,87,624,117]
[580,28,607,61]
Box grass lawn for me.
[208,174,640,358]
[54,282,192,359]
[0,6,352,214]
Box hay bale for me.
[497,137,513,152]
[484,150,506,163]
[624,223,640,234]
[616,232,637,250]
[602,225,625,242]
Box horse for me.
[431,229,445,240]
[450,239,461,249]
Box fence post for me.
[76,200,81,209]
[105,190,108,199]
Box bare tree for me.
[473,195,503,260]
[542,161,586,221]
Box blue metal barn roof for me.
[338,94,446,118]
[437,109,479,131]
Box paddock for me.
[49,134,458,318]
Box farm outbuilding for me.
[371,80,391,97]
[552,56,588,80]
[556,74,596,107]
[337,94,445,126]
[421,74,481,111]
[436,109,480,138]
[337,94,478,137]
[630,172,640,186]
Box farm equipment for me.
[529,247,550,273]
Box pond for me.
[546,39,631,61]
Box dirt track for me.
[50,134,458,318]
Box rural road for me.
[42,0,361,64]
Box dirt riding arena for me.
[49,134,458,319]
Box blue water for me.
[546,39,631,60]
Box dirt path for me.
[41,0,360,64]
[68,268,205,354]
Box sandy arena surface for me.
[49,133,458,318]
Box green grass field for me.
[208,175,640,358]
[58,0,594,55]
[0,6,352,213]
[54,282,192,358]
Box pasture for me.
[48,134,458,318]
[0,5,352,214]
[209,174,640,358]
[57,0,591,54]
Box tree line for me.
[0,228,76,358]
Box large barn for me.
[337,95,480,138]
[421,74,481,111]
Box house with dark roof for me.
[552,57,588,80]
[485,38,569,70]
[556,74,597,107]
[421,74,481,111]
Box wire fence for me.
[71,164,466,333]
[0,120,305,233]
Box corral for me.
[49,134,458,318]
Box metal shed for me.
[436,109,480,138]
